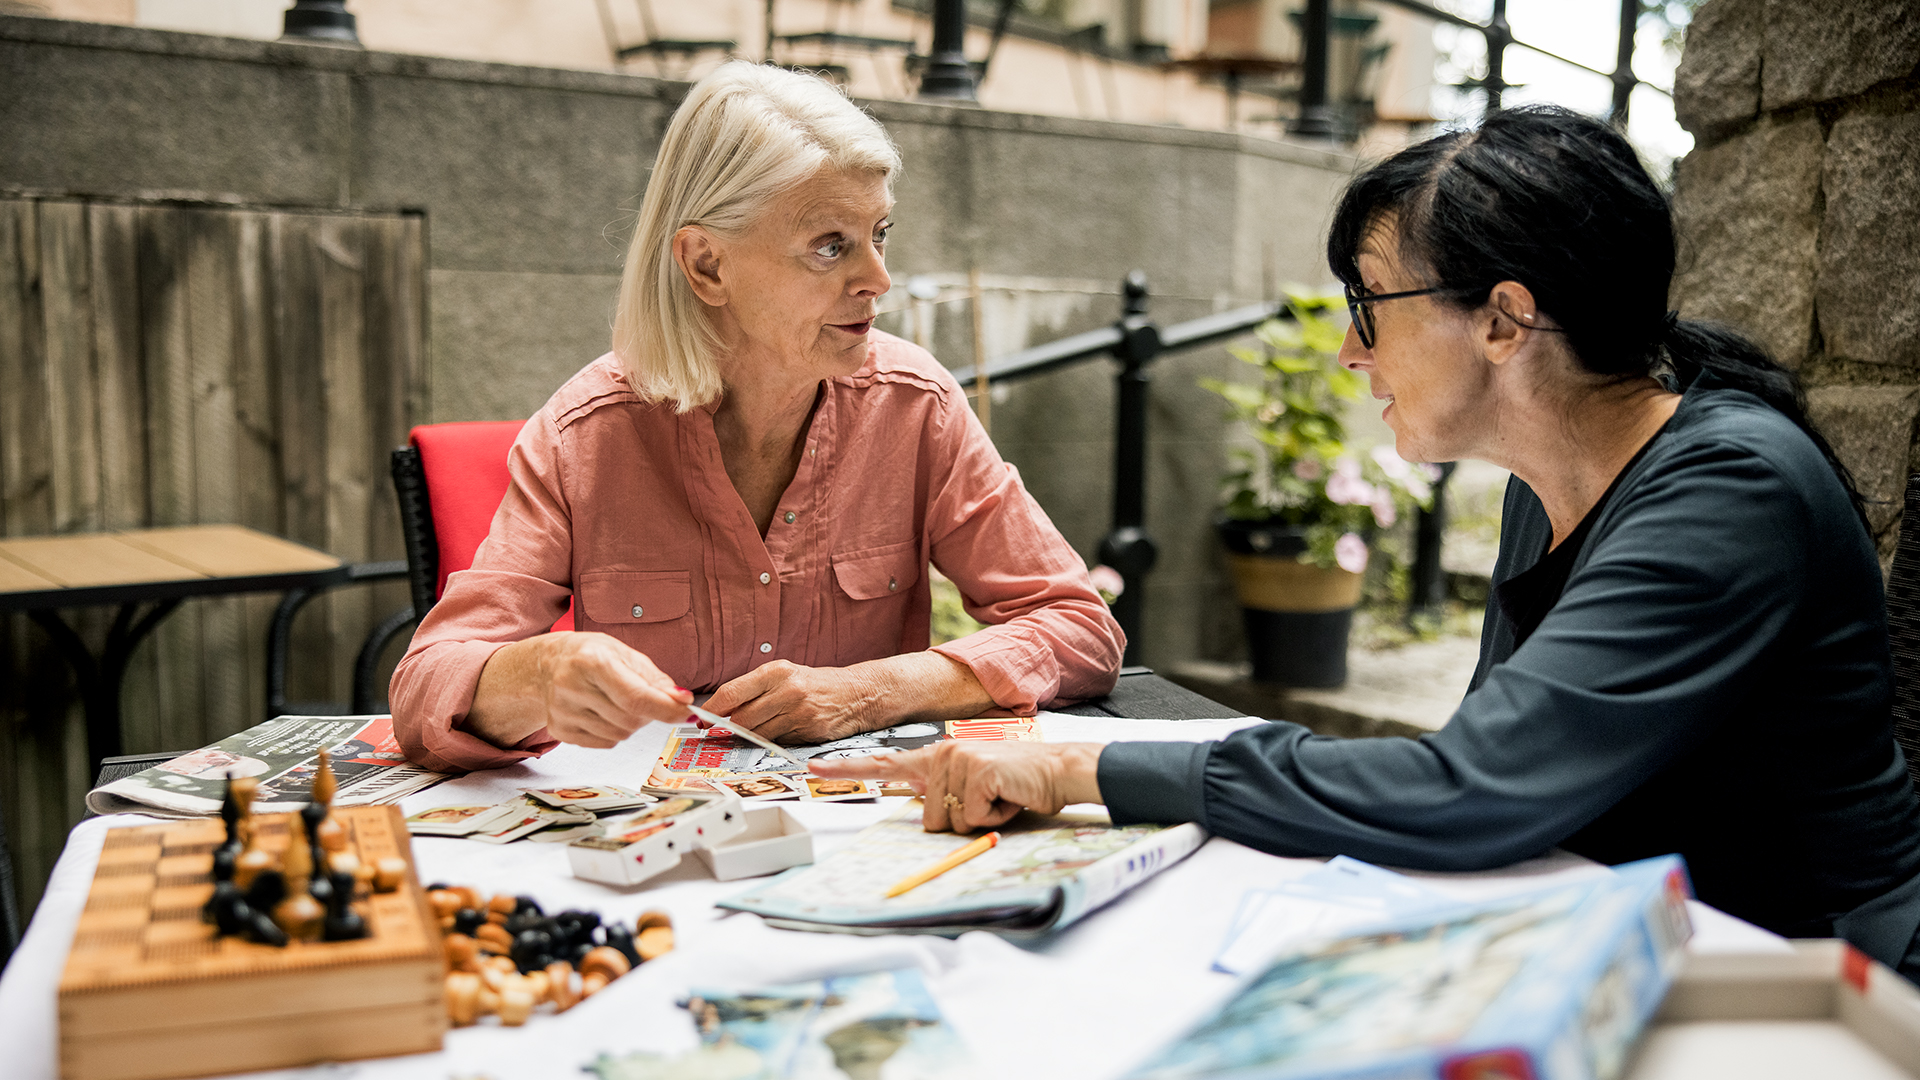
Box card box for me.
[566,790,748,887]
[694,805,815,882]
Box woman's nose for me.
[850,242,890,298]
[1337,322,1371,370]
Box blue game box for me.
[1126,855,1695,1080]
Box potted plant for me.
[1201,292,1435,687]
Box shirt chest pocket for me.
[576,570,702,683]
[832,540,922,600]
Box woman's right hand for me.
[467,631,693,749]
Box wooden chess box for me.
[57,806,446,1080]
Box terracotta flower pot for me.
[1217,519,1361,687]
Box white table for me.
[0,714,1789,1080]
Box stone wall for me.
[1671,0,1920,553]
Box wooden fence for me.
[0,196,426,915]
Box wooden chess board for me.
[58,805,446,1080]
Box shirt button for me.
[759,642,773,653]
[783,511,796,524]
[888,576,897,591]
[759,572,771,585]
[630,605,643,618]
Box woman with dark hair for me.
[820,105,1920,978]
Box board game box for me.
[57,806,445,1080]
[1124,855,1693,1080]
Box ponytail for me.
[1662,314,1869,530]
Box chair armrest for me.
[267,561,410,718]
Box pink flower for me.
[1371,491,1397,528]
[1291,459,1323,481]
[1326,459,1376,506]
[1089,564,1126,599]
[1335,533,1369,574]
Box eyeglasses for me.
[1343,284,1446,350]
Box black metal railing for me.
[951,274,1298,664]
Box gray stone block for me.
[1672,0,1762,142]
[0,38,350,204]
[426,269,622,422]
[1817,107,1920,368]
[1670,111,1822,366]
[353,74,668,275]
[1761,0,1920,111]
[1805,384,1920,550]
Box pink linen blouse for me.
[391,331,1125,772]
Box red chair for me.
[392,421,574,632]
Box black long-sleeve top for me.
[1102,380,1920,968]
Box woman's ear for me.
[672,226,727,307]
[1481,280,1542,367]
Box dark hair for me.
[1326,105,1865,526]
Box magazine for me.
[718,802,1206,937]
[1124,855,1693,1080]
[584,967,972,1080]
[646,715,1039,792]
[85,714,447,817]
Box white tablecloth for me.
[0,713,1788,1080]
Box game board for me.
[57,806,445,1080]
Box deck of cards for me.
[405,785,656,843]
[566,790,751,887]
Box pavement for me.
[1167,627,1481,739]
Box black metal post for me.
[919,0,978,101]
[1408,462,1456,623]
[1482,0,1510,115]
[281,0,360,46]
[1609,0,1639,127]
[1098,272,1161,666]
[1290,0,1338,139]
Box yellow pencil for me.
[885,831,1001,898]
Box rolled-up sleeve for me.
[389,416,573,773]
[924,389,1126,712]
[1104,441,1814,869]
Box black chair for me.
[1886,473,1920,792]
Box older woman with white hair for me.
[390,63,1124,773]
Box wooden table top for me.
[0,525,347,610]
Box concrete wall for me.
[1670,0,1920,557]
[0,13,1355,673]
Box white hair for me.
[613,62,901,411]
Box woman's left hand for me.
[705,651,995,745]
[703,660,883,744]
[809,741,1105,832]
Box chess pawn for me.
[272,833,326,942]
[232,808,276,891]
[321,868,367,941]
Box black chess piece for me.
[603,922,641,967]
[321,869,366,941]
[205,881,249,935]
[220,770,244,855]
[245,905,289,947]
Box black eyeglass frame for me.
[1343,284,1447,350]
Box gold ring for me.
[942,793,963,810]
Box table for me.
[0,709,1793,1080]
[0,525,348,767]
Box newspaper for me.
[85,714,447,817]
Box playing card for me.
[469,795,594,844]
[875,780,919,798]
[523,784,655,812]
[405,803,512,837]
[713,774,804,801]
[799,776,880,802]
